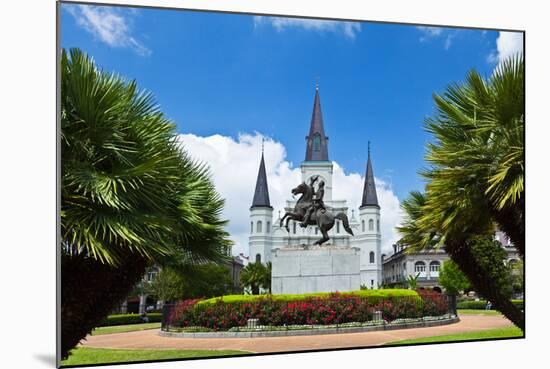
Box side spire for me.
[305,85,329,161]
[361,141,379,208]
[251,146,272,209]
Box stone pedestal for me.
[271,245,360,294]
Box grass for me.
[457,309,503,316]
[384,326,523,346]
[60,347,251,366]
[91,322,161,335]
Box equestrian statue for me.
[279,175,354,245]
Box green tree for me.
[397,55,524,330]
[509,260,524,294]
[179,264,233,299]
[144,265,233,302]
[240,262,270,295]
[60,49,231,358]
[144,268,186,303]
[438,260,470,295]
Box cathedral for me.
[248,87,383,290]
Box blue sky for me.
[60,3,514,199]
[60,3,523,254]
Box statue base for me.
[271,244,360,294]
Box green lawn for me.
[61,347,251,366]
[91,322,161,335]
[384,326,523,346]
[457,309,503,316]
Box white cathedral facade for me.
[248,87,383,290]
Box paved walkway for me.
[82,315,512,353]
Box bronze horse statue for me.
[279,180,354,245]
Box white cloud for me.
[254,16,361,39]
[65,5,151,56]
[177,132,402,256]
[444,34,454,50]
[488,31,523,64]
[417,26,443,40]
[417,26,456,50]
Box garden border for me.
[159,316,459,338]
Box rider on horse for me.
[300,175,326,227]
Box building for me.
[248,86,383,289]
[382,231,522,289]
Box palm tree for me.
[240,262,269,295]
[262,262,272,294]
[61,49,231,358]
[422,54,524,257]
[397,54,525,330]
[406,273,420,290]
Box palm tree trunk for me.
[61,252,148,359]
[490,197,524,259]
[446,242,524,331]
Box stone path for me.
[81,315,512,353]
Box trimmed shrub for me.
[99,313,162,327]
[167,290,447,331]
[456,300,524,310]
[197,289,419,306]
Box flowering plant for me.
[166,291,448,331]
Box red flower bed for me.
[417,289,449,316]
[166,291,448,331]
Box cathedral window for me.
[266,221,271,233]
[336,220,340,233]
[256,254,261,263]
[315,227,318,235]
[293,221,296,234]
[369,251,375,263]
[362,220,365,232]
[257,220,262,233]
[376,219,380,232]
[312,133,321,151]
[369,219,374,231]
[251,221,253,234]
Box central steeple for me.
[304,85,329,161]
[360,142,379,209]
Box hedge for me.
[99,313,162,327]
[456,300,524,310]
[197,289,420,306]
[167,290,447,331]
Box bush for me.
[167,290,446,331]
[197,289,419,306]
[456,300,524,310]
[417,289,448,316]
[99,313,162,327]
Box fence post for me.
[447,294,457,316]
[161,304,173,332]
